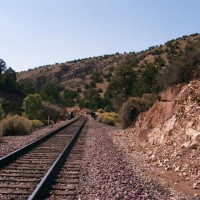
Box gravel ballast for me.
[0,116,196,199]
[78,116,192,200]
[0,120,71,158]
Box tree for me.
[19,79,36,95]
[0,67,17,89]
[23,94,44,120]
[0,67,19,90]
[141,64,158,92]
[105,64,137,111]
[91,71,103,83]
[131,64,158,97]
[0,59,6,75]
[120,94,157,129]
[79,88,102,110]
[63,89,80,107]
[40,81,62,104]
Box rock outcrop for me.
[111,80,200,197]
[134,80,200,188]
[136,80,200,146]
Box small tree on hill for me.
[19,80,36,95]
[0,67,17,89]
[40,81,62,104]
[105,64,137,111]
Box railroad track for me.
[0,116,87,200]
[44,121,87,200]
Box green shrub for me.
[63,89,80,106]
[40,81,62,104]
[23,94,44,120]
[0,115,31,136]
[31,120,44,128]
[91,71,103,83]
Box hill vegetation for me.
[0,60,66,136]
[1,33,200,132]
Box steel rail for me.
[0,116,80,168]
[28,116,87,200]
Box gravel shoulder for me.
[78,116,197,200]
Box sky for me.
[0,0,200,72]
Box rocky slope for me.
[112,80,200,197]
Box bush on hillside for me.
[108,112,120,122]
[0,115,31,136]
[97,111,119,126]
[40,81,63,105]
[42,101,66,122]
[98,113,115,126]
[120,93,157,129]
[62,89,80,107]
[79,88,103,110]
[91,71,103,83]
[30,120,44,129]
[23,94,44,120]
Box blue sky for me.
[0,0,200,72]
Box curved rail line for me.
[0,115,87,199]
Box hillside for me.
[17,33,200,97]
[1,33,200,198]
[112,80,200,197]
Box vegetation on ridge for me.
[1,33,200,131]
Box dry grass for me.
[0,115,31,136]
[30,120,44,129]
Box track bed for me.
[0,116,87,200]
